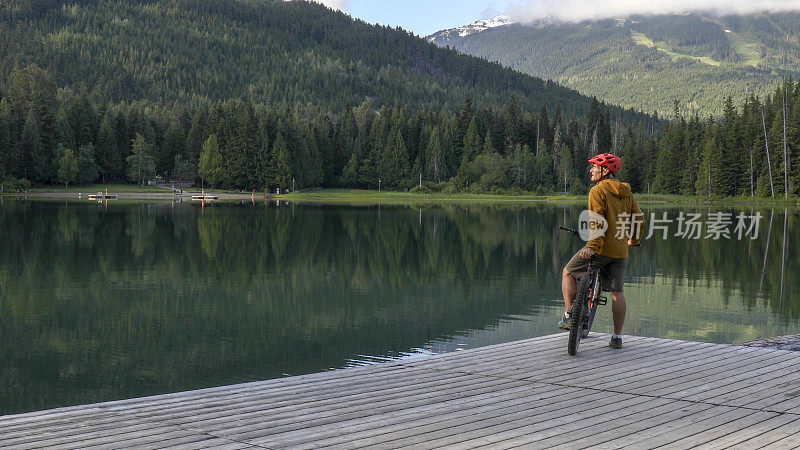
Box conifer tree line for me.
[0,64,637,193]
[1,63,798,197]
[653,78,800,199]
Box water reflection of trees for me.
[0,202,555,414]
[623,207,798,319]
[0,201,797,415]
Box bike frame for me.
[582,258,605,337]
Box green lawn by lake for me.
[277,189,800,206]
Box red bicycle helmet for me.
[588,153,621,173]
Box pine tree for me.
[786,92,800,196]
[341,125,367,187]
[379,125,409,188]
[442,113,460,180]
[0,98,14,180]
[127,133,156,186]
[487,109,506,154]
[680,114,703,195]
[187,106,209,164]
[198,134,225,189]
[313,115,336,185]
[21,108,44,182]
[653,109,685,194]
[426,126,443,182]
[172,154,196,183]
[482,130,497,155]
[462,117,482,163]
[267,132,291,191]
[551,121,561,174]
[458,95,474,142]
[587,97,601,151]
[53,107,75,153]
[6,64,58,165]
[511,143,533,188]
[538,104,551,152]
[69,94,95,150]
[96,110,118,183]
[718,96,742,196]
[299,126,323,188]
[76,144,99,184]
[57,147,77,187]
[353,99,375,134]
[597,104,613,151]
[159,121,184,179]
[589,128,599,157]
[558,144,573,194]
[505,96,521,149]
[618,130,643,192]
[341,135,362,187]
[226,102,258,188]
[695,127,724,197]
[254,122,271,189]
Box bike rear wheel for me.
[568,275,591,355]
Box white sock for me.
[612,334,622,339]
[564,311,570,318]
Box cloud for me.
[482,6,502,18]
[506,0,800,23]
[311,0,348,11]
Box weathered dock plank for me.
[2,333,800,449]
[395,393,653,449]
[697,413,800,449]
[546,401,718,450]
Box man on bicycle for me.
[557,153,644,349]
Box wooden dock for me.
[191,195,219,201]
[3,333,800,449]
[86,194,117,200]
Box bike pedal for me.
[597,297,608,306]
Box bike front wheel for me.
[568,275,591,355]
[582,290,599,339]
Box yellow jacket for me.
[585,178,645,259]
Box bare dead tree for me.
[761,106,776,197]
[782,87,789,199]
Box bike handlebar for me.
[559,225,642,247]
[558,225,580,237]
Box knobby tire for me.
[568,275,591,355]
[582,287,599,339]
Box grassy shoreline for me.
[3,186,800,206]
[278,189,800,206]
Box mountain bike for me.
[559,226,609,356]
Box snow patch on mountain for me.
[427,16,515,42]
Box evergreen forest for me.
[0,0,798,198]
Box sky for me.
[312,0,800,37]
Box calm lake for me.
[1,199,798,415]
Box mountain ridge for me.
[428,12,800,116]
[0,0,653,125]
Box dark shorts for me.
[564,250,627,293]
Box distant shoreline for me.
[20,191,261,201]
[3,187,800,206]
